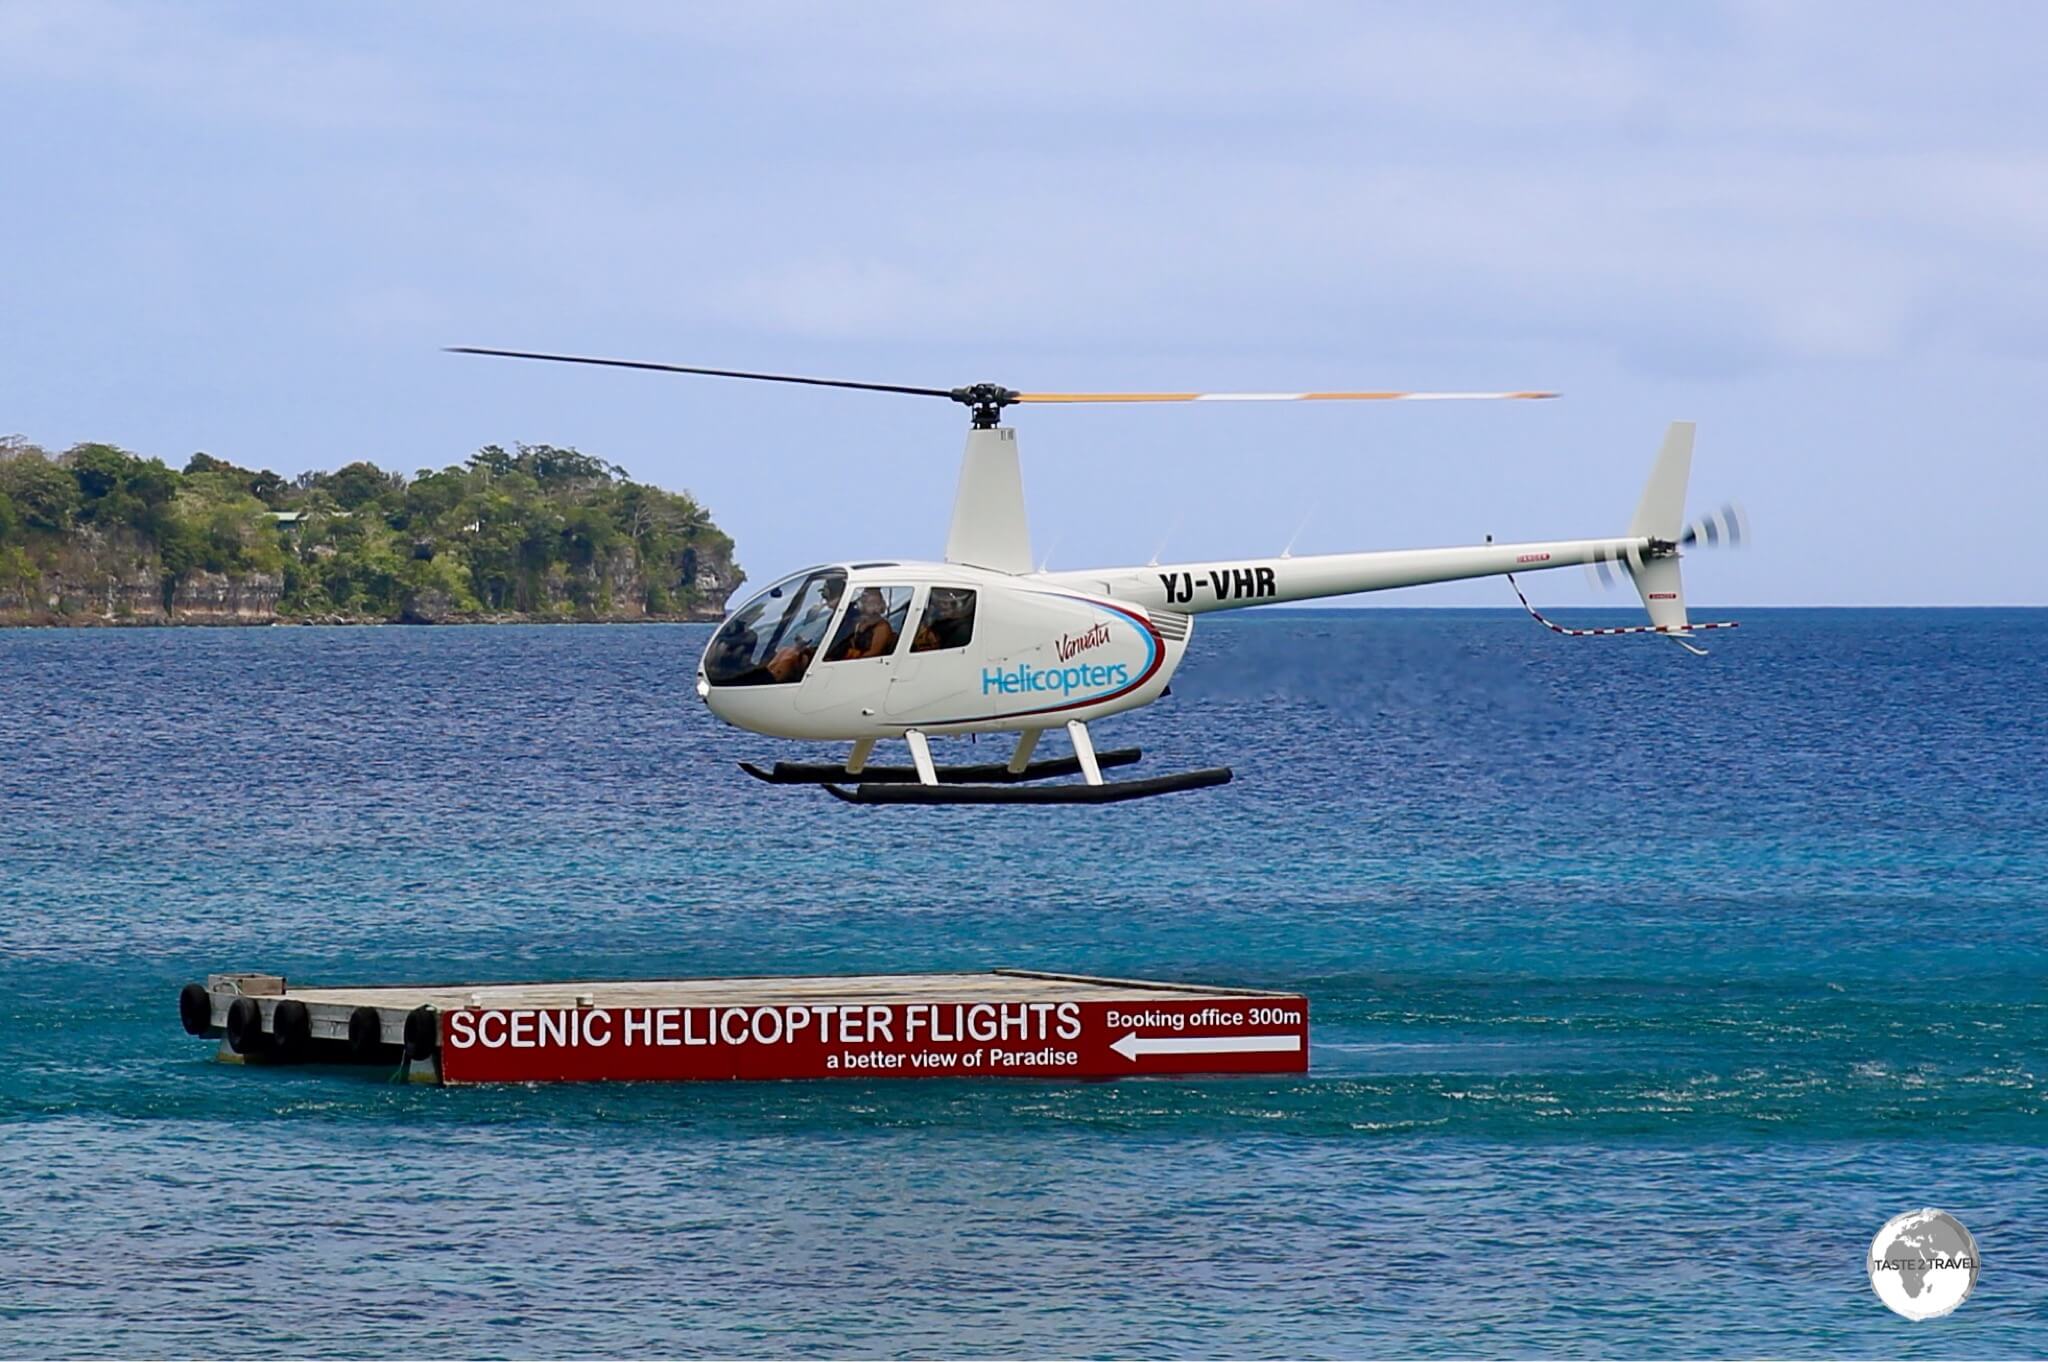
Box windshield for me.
[703,569,848,686]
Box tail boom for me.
[1045,537,1648,614]
[1039,420,1734,646]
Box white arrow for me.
[1109,1032,1302,1062]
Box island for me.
[0,436,742,625]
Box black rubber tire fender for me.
[271,998,312,1060]
[224,996,269,1055]
[178,983,214,1037]
[347,1006,385,1061]
[403,1005,439,1062]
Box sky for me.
[2,1,2045,605]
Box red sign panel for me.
[437,995,1309,1084]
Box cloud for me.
[13,2,2045,374]
[239,3,2024,379]
[0,0,422,129]
[409,143,2042,382]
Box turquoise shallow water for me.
[1,610,2042,1356]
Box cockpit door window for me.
[823,586,912,662]
[911,587,977,652]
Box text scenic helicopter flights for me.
[450,350,1743,805]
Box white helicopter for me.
[450,349,1742,804]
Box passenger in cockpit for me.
[836,587,899,660]
[914,587,975,652]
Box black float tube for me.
[824,767,1233,805]
[743,748,1143,786]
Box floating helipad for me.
[179,969,1309,1085]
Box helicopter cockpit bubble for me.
[703,567,847,687]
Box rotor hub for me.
[949,383,1021,428]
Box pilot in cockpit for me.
[765,576,844,681]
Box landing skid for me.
[740,748,1143,786]
[823,767,1233,805]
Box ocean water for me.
[0,610,2042,1358]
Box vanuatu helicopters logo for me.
[982,606,1153,702]
[982,660,1131,697]
[1868,1209,1979,1320]
[1054,621,1112,661]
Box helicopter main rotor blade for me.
[1013,390,1559,404]
[447,347,1559,417]
[445,347,955,399]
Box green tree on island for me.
[0,436,741,624]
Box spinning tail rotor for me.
[1587,502,1747,589]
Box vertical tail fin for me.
[1626,422,1694,636]
[1629,421,1694,541]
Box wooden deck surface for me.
[274,968,1285,1013]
